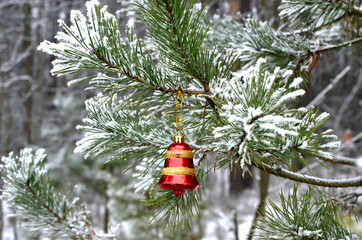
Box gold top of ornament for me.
[174,135,184,143]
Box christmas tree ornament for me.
[158,134,199,196]
[158,91,199,196]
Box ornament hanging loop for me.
[174,89,184,136]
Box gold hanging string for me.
[175,93,178,134]
[175,89,184,135]
[179,90,183,134]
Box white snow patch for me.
[357,157,362,168]
[320,141,341,149]
[290,77,303,88]
[282,69,293,78]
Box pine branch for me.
[160,0,224,119]
[230,18,311,72]
[37,0,361,235]
[279,0,353,29]
[137,0,232,119]
[281,13,347,36]
[254,186,356,239]
[75,95,176,172]
[93,50,205,96]
[160,0,205,82]
[253,162,362,188]
[38,2,190,98]
[212,60,340,172]
[140,0,208,82]
[333,156,360,166]
[26,180,64,222]
[314,37,362,53]
[0,149,104,239]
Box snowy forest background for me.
[0,0,361,239]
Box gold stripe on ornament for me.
[161,167,196,176]
[165,150,194,159]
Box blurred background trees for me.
[0,0,361,239]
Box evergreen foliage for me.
[279,0,360,29]
[213,17,311,72]
[255,186,357,239]
[0,0,359,238]
[211,59,339,172]
[0,149,102,239]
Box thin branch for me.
[281,3,362,36]
[93,50,206,96]
[333,72,362,130]
[159,0,221,119]
[267,162,321,195]
[339,132,362,151]
[256,141,357,167]
[26,180,64,222]
[252,162,362,187]
[281,13,347,36]
[307,65,351,109]
[247,170,269,240]
[333,156,359,166]
[314,37,362,53]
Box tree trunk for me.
[103,194,109,233]
[23,1,33,145]
[11,216,18,240]
[4,90,12,155]
[229,0,240,16]
[260,0,267,21]
[34,1,44,145]
[273,0,281,29]
[229,167,253,196]
[247,169,270,240]
[0,78,4,156]
[230,0,251,15]
[233,211,239,240]
[0,72,4,240]
[240,0,251,13]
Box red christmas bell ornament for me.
[158,135,199,196]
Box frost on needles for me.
[7,0,361,236]
[211,58,340,172]
[255,186,358,239]
[0,149,103,239]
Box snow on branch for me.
[136,0,237,118]
[136,0,234,84]
[0,149,105,239]
[313,37,362,53]
[75,94,173,171]
[37,0,182,95]
[279,0,356,29]
[230,18,310,72]
[254,186,357,239]
[211,59,341,173]
[253,161,362,188]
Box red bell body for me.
[158,136,199,196]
